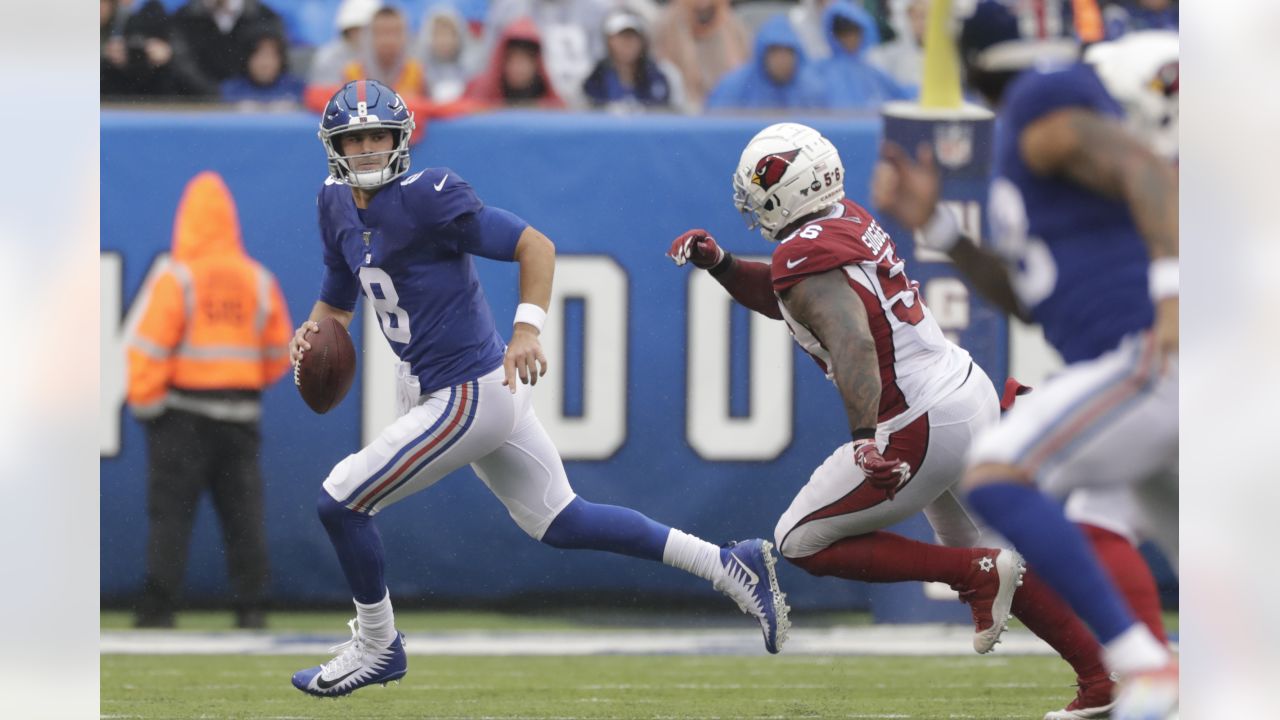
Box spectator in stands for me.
[415,3,480,103]
[811,0,911,110]
[793,0,895,61]
[308,0,380,85]
[653,0,750,110]
[704,14,827,111]
[1104,0,1178,39]
[464,17,565,108]
[583,9,682,111]
[868,0,928,90]
[127,171,293,630]
[221,28,306,106]
[173,0,286,95]
[480,0,613,106]
[102,0,210,98]
[789,0,837,61]
[344,6,429,98]
[103,0,136,96]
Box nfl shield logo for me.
[934,123,974,169]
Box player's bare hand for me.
[872,141,941,231]
[667,228,725,269]
[853,440,912,501]
[290,321,320,365]
[1153,296,1178,371]
[503,325,548,393]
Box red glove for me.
[667,228,725,269]
[853,440,912,500]
[1000,377,1032,412]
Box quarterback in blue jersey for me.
[286,79,790,698]
[871,2,1178,719]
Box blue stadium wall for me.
[100,111,1010,614]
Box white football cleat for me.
[958,548,1026,654]
[291,618,407,697]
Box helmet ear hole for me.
[763,197,775,212]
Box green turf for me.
[101,653,1085,719]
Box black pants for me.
[137,409,268,619]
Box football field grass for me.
[102,610,1179,719]
[100,653,1082,719]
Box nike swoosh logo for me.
[434,174,448,191]
[315,668,360,690]
[786,257,808,269]
[730,555,760,586]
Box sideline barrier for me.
[101,110,1009,612]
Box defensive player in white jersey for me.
[287,79,789,699]
[669,122,1117,715]
[872,3,1179,718]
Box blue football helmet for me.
[318,79,416,188]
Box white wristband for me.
[919,204,962,252]
[1149,258,1179,300]
[513,303,547,332]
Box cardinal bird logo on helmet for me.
[751,149,801,192]
[1151,60,1179,97]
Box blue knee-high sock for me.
[968,482,1135,644]
[540,497,669,561]
[317,492,387,604]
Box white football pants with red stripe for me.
[969,332,1178,569]
[775,362,1001,559]
[321,365,576,539]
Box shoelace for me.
[321,618,368,676]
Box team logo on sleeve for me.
[751,149,801,191]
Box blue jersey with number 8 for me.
[316,166,527,394]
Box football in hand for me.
[294,316,356,414]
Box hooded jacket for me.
[464,18,565,108]
[704,14,828,110]
[126,171,292,421]
[415,4,481,103]
[811,1,912,109]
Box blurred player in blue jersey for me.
[872,2,1178,718]
[287,79,789,698]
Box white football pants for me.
[775,362,1001,559]
[321,364,577,539]
[968,332,1178,568]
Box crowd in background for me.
[101,0,1178,115]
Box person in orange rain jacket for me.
[341,6,429,98]
[126,170,293,629]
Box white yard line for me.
[100,624,1056,657]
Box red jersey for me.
[771,199,972,429]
